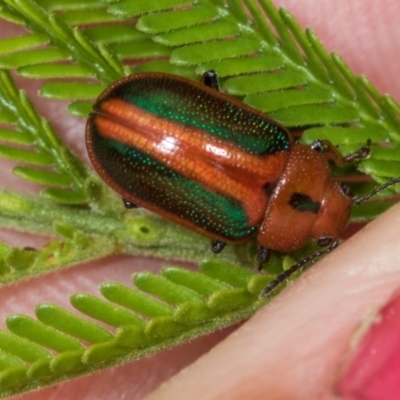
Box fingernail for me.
[336,290,400,400]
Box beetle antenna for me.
[353,177,400,205]
[260,240,339,297]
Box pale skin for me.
[3,0,400,398]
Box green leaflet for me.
[0,259,274,398]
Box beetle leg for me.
[310,139,371,167]
[260,239,339,297]
[122,198,138,209]
[211,240,226,253]
[257,246,271,270]
[202,70,219,90]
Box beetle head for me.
[310,181,352,245]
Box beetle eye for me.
[317,237,333,247]
[340,182,352,197]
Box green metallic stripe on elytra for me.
[92,129,256,241]
[100,76,290,156]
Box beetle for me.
[86,71,400,296]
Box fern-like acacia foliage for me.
[0,0,397,397]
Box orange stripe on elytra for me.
[95,98,288,224]
[98,99,287,180]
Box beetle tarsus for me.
[257,246,271,270]
[211,240,226,253]
[203,70,219,90]
[122,198,138,209]
[343,139,371,163]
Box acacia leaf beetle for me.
[86,70,400,296]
